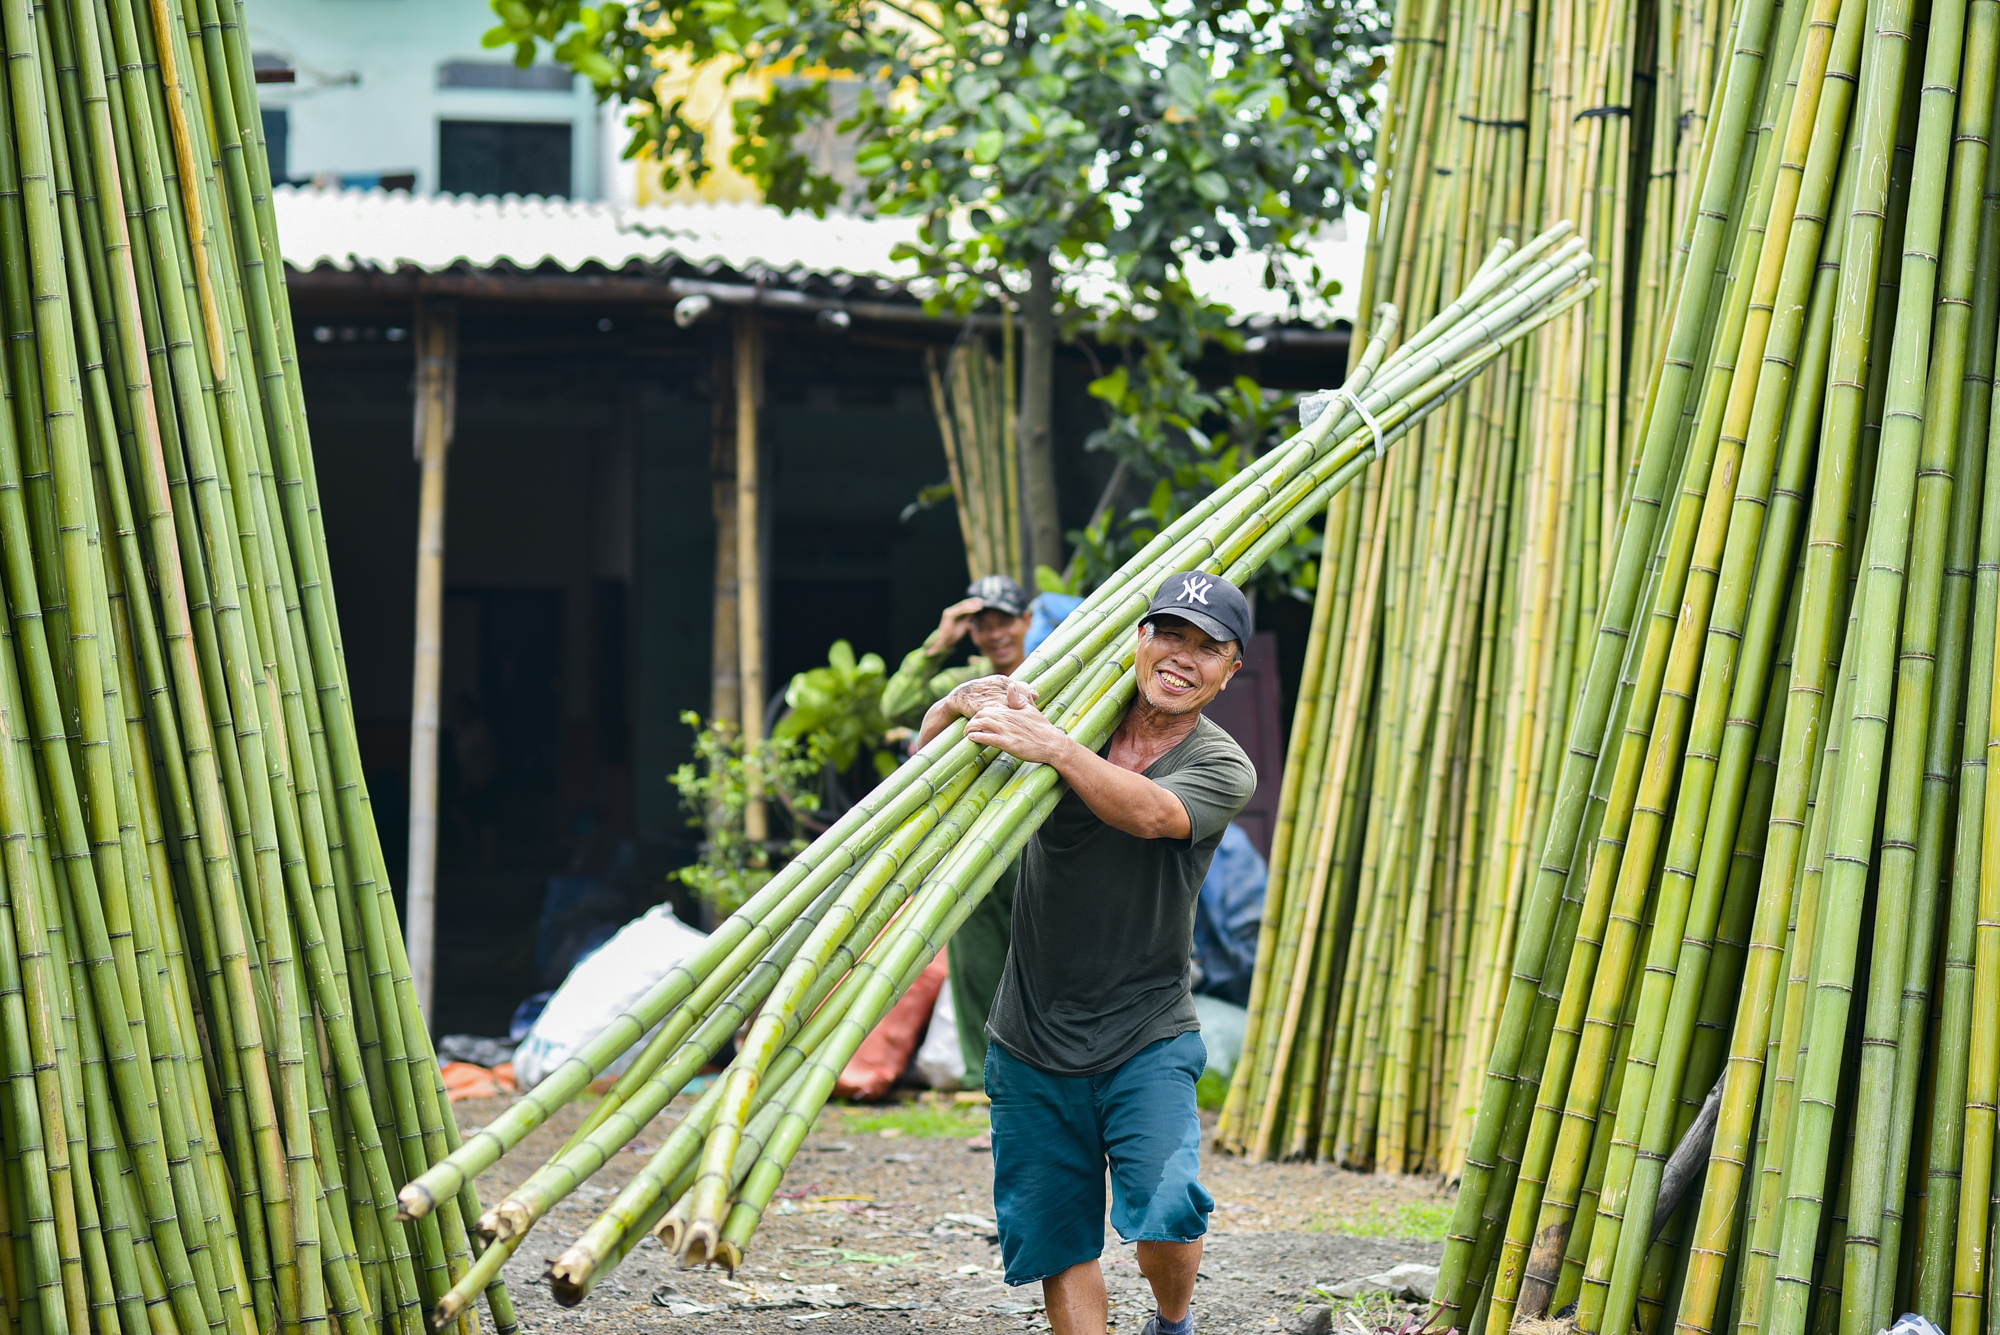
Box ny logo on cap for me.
[1177,576,1214,606]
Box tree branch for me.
[866,0,950,39]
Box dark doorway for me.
[472,588,563,850]
[430,588,564,1034]
[438,120,572,198]
[771,578,894,712]
[593,578,630,763]
[770,520,899,704]
[436,587,565,863]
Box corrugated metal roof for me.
[273,186,1363,323]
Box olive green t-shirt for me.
[987,715,1256,1076]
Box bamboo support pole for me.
[735,314,769,845]
[405,300,456,1020]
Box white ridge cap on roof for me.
[272,185,1361,324]
[272,185,923,282]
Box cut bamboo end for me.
[549,1258,596,1308]
[548,1245,600,1299]
[431,1291,468,1329]
[1507,1313,1577,1335]
[398,1183,436,1222]
[488,1200,532,1242]
[656,1210,688,1252]
[681,1225,721,1269]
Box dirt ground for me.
[456,1088,1452,1334]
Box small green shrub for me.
[774,640,896,779]
[668,713,824,916]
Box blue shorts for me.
[985,1031,1214,1286]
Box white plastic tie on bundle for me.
[1300,387,1386,456]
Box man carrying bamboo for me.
[881,574,1033,727]
[885,573,1035,1088]
[917,571,1256,1335]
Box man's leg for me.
[1136,1239,1202,1321]
[986,1042,1108,1313]
[1044,1260,1111,1335]
[1102,1033,1214,1330]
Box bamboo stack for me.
[394,237,1598,1309]
[0,0,511,1331]
[1416,0,2000,1327]
[927,331,1026,585]
[1216,0,1743,1174]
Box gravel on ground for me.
[457,1090,1452,1334]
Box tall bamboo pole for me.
[405,300,456,1020]
[736,312,767,844]
[711,346,742,731]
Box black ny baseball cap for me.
[967,575,1029,617]
[1143,571,1252,653]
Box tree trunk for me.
[1018,251,1062,575]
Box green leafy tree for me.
[486,0,1386,585]
[1060,372,1321,600]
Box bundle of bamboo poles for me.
[1419,0,2000,1327]
[0,0,509,1332]
[393,232,1597,1312]
[1215,0,1741,1175]
[926,332,1026,584]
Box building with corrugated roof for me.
[252,0,1359,1031]
[281,182,1352,1033]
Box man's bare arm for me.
[964,703,1191,841]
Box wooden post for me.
[711,347,741,730]
[734,313,767,843]
[406,300,457,1020]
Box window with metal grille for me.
[437,120,572,199]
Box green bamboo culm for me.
[927,336,1026,586]
[1411,0,2000,1320]
[1213,0,1758,1187]
[0,0,509,1330]
[395,234,1598,1309]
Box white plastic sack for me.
[914,977,967,1090]
[1879,1317,1946,1335]
[512,903,709,1090]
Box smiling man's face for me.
[969,608,1030,673]
[1134,615,1241,716]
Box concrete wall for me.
[248,0,614,197]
